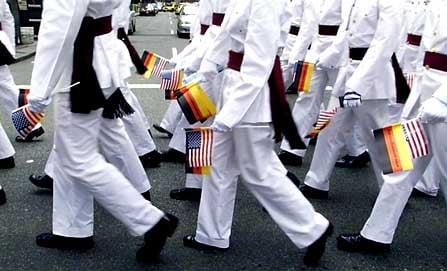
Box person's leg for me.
[158,101,183,135]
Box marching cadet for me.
[0,0,15,170]
[277,0,318,166]
[183,0,333,267]
[337,0,447,252]
[299,0,403,199]
[396,0,440,198]
[26,0,177,262]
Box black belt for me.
[212,13,225,26]
[407,34,422,46]
[349,47,369,60]
[200,24,210,35]
[289,25,300,36]
[318,25,339,36]
[423,51,447,72]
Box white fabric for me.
[0,0,15,56]
[160,101,183,134]
[28,0,130,113]
[304,100,391,191]
[121,86,156,156]
[0,65,15,158]
[51,93,160,238]
[0,122,13,159]
[195,127,329,249]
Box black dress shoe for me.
[29,174,54,190]
[141,190,151,201]
[170,188,201,201]
[278,151,303,166]
[0,156,15,169]
[299,184,328,199]
[303,223,334,266]
[36,233,94,250]
[15,127,45,142]
[183,235,228,252]
[136,213,178,263]
[0,186,6,206]
[411,188,437,198]
[139,151,161,168]
[337,233,390,253]
[152,124,173,138]
[286,171,301,188]
[160,149,185,163]
[335,151,370,168]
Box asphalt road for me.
[1,13,447,271]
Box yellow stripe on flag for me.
[302,63,315,93]
[187,83,217,119]
[391,124,414,172]
[144,54,158,78]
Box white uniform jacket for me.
[286,0,319,65]
[203,0,291,129]
[318,0,403,100]
[112,0,134,75]
[0,0,15,56]
[419,0,447,104]
[28,0,128,113]
[397,0,427,74]
[306,0,342,63]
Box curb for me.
[15,51,36,63]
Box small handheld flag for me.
[160,69,184,100]
[374,118,429,175]
[11,105,44,139]
[185,127,213,175]
[141,51,169,79]
[292,61,315,93]
[306,108,338,138]
[176,81,217,124]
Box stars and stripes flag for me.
[402,118,429,159]
[185,127,213,175]
[11,105,44,139]
[141,51,169,79]
[160,69,184,99]
[406,73,416,90]
[306,108,338,138]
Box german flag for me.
[374,123,414,174]
[292,61,315,93]
[176,82,216,125]
[141,51,168,79]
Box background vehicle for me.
[140,1,157,16]
[128,10,137,35]
[177,4,198,38]
[175,3,184,15]
[163,2,176,12]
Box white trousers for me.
[160,101,183,134]
[305,100,391,191]
[361,123,447,244]
[281,68,339,157]
[195,126,329,249]
[121,86,156,156]
[51,93,163,238]
[0,66,16,159]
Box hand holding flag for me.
[11,105,44,139]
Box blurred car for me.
[128,10,137,35]
[177,4,198,38]
[163,2,176,12]
[156,2,163,10]
[140,1,157,16]
[175,3,183,15]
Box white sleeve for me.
[1,0,15,50]
[287,0,318,64]
[28,0,89,112]
[214,0,280,128]
[346,0,403,95]
[113,0,131,32]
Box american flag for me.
[402,118,429,159]
[406,73,416,89]
[160,69,183,91]
[11,106,44,138]
[306,108,338,138]
[152,57,169,78]
[186,128,213,175]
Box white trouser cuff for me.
[360,227,393,245]
[195,231,230,249]
[53,226,93,238]
[300,213,330,249]
[185,174,203,189]
[304,171,329,191]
